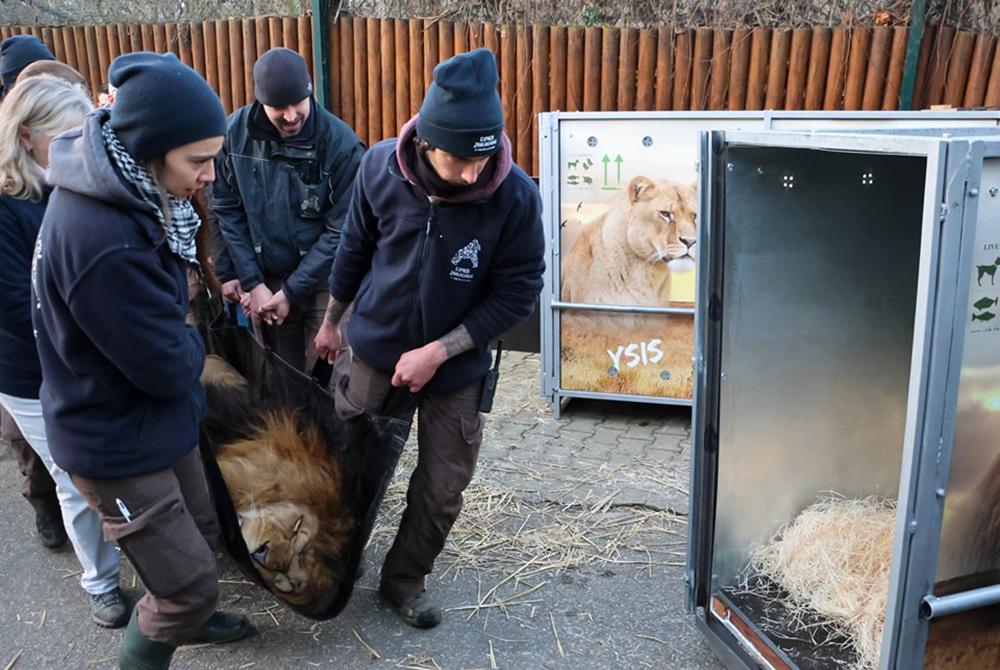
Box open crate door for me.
[686,129,975,670]
[920,143,1000,670]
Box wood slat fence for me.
[4,18,1000,175]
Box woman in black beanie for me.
[32,52,252,669]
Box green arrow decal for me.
[602,154,611,185]
[614,155,624,184]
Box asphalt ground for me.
[0,353,725,670]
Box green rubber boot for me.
[119,609,176,670]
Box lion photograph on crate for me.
[558,173,698,400]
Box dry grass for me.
[7,1,1000,37]
[559,312,694,400]
[350,0,1000,33]
[744,496,896,670]
[489,353,551,416]
[368,438,688,616]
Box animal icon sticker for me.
[969,244,1000,335]
[972,294,998,325]
[973,310,997,323]
[565,157,595,187]
[974,296,999,311]
[976,257,1000,286]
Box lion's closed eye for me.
[658,210,674,223]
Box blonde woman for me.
[0,74,128,627]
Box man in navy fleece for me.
[314,48,545,629]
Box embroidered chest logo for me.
[449,239,482,283]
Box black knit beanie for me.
[417,48,504,159]
[254,48,312,107]
[0,35,55,89]
[108,52,226,160]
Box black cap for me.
[253,48,312,107]
[416,49,504,159]
[109,52,226,160]
[0,35,55,89]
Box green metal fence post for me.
[899,0,929,110]
[311,0,331,109]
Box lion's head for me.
[215,409,354,611]
[621,176,697,273]
[240,502,331,603]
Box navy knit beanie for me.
[417,48,504,159]
[254,48,312,107]
[0,35,55,89]
[108,52,226,161]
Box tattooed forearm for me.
[437,324,475,359]
[325,298,349,326]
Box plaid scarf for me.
[100,121,200,264]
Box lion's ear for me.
[627,176,656,203]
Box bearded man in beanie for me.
[0,35,54,98]
[214,47,363,372]
[314,48,545,628]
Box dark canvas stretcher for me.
[194,301,416,620]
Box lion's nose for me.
[250,542,269,564]
[680,236,696,248]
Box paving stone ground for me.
[480,352,693,516]
[0,351,723,670]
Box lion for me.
[200,355,255,445]
[218,410,353,609]
[200,356,353,611]
[562,176,697,306]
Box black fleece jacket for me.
[329,116,545,393]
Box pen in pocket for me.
[115,497,133,522]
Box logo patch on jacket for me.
[449,239,481,283]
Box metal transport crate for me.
[687,127,1000,670]
[538,110,1000,416]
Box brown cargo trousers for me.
[1,407,59,519]
[71,448,221,644]
[335,357,485,603]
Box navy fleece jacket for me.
[329,116,545,393]
[0,192,46,399]
[32,110,206,478]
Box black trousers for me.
[2,407,59,519]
